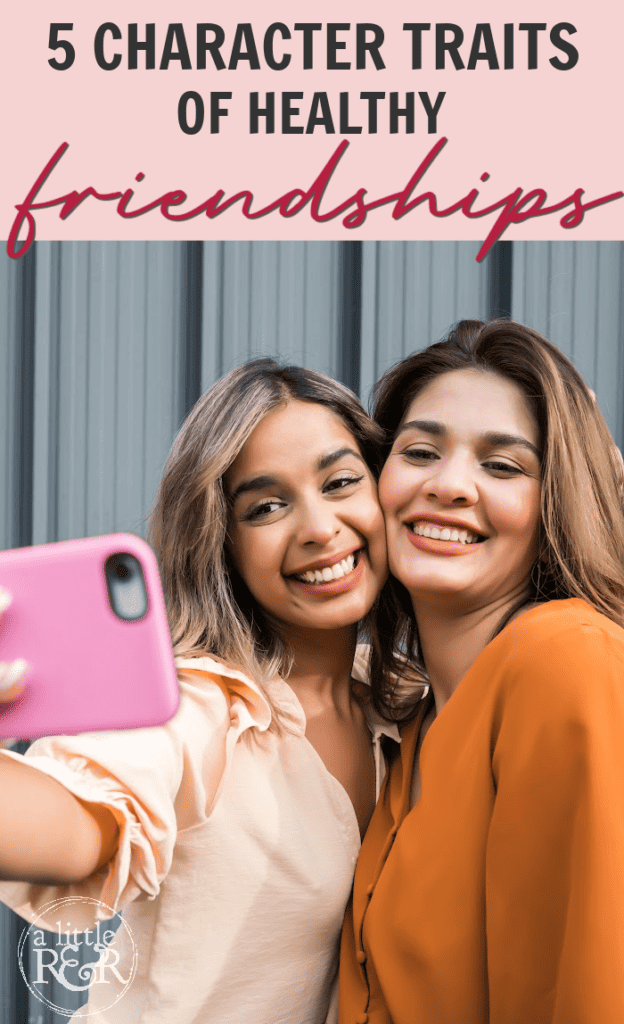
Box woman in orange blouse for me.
[340,319,624,1024]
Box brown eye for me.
[324,474,364,493]
[482,461,521,476]
[403,448,439,462]
[243,499,286,521]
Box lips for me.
[408,521,485,545]
[289,550,360,584]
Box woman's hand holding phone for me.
[0,584,120,882]
[0,588,27,705]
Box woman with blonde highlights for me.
[0,359,393,1024]
[341,320,624,1024]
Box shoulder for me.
[496,598,624,666]
[488,599,624,722]
[175,655,272,733]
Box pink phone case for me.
[0,533,179,739]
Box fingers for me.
[0,591,27,714]
[0,659,28,703]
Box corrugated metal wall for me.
[512,241,624,448]
[1,237,623,1022]
[2,238,623,554]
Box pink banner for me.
[3,1,622,256]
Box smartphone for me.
[0,533,179,739]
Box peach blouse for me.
[0,649,399,1024]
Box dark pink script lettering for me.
[7,141,623,262]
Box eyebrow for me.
[397,420,540,458]
[229,447,366,504]
[316,446,365,471]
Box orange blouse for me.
[340,599,624,1024]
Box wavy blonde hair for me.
[147,358,383,724]
[369,318,624,721]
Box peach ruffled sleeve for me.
[0,657,271,931]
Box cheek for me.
[367,504,388,564]
[229,531,276,587]
[378,460,420,521]
[499,485,541,552]
[378,462,401,517]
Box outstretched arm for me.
[0,755,120,884]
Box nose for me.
[296,496,341,546]
[425,452,479,506]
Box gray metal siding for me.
[30,242,190,544]
[359,241,490,404]
[0,251,22,551]
[201,241,343,388]
[512,241,624,446]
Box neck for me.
[280,623,358,711]
[413,587,530,715]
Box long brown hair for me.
[148,358,383,724]
[369,318,624,720]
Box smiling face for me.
[226,401,387,638]
[378,368,542,616]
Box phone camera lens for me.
[105,552,148,621]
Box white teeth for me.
[412,523,481,545]
[294,553,357,584]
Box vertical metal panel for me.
[0,250,22,551]
[359,241,490,405]
[31,242,190,543]
[488,241,513,319]
[512,242,624,446]
[200,241,343,389]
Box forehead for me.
[403,368,538,444]
[228,401,360,480]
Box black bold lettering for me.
[418,92,445,134]
[178,92,204,134]
[197,25,226,70]
[306,93,335,133]
[436,24,464,70]
[550,23,578,70]
[229,24,261,70]
[94,23,121,70]
[293,24,322,69]
[282,93,304,133]
[328,23,350,70]
[160,24,192,70]
[390,93,415,133]
[128,24,156,70]
[264,24,291,70]
[250,93,275,133]
[356,24,385,69]
[518,23,547,69]
[467,24,499,70]
[403,24,430,70]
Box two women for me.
[341,319,624,1024]
[2,319,624,1023]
